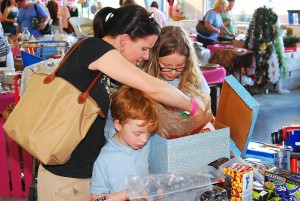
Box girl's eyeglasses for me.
[160,67,186,72]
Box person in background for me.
[91,85,159,201]
[67,3,78,17]
[122,0,137,6]
[148,1,166,28]
[37,5,203,201]
[196,0,233,47]
[0,0,4,21]
[16,0,50,38]
[2,0,18,35]
[47,0,58,26]
[219,0,235,41]
[57,1,71,33]
[35,0,50,17]
[119,0,123,6]
[0,22,14,67]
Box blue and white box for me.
[149,75,260,173]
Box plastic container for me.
[126,166,225,200]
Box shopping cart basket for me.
[19,40,69,68]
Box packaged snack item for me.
[223,163,254,201]
[264,167,300,200]
[194,186,227,201]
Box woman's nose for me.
[142,50,150,60]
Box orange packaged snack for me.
[223,163,254,201]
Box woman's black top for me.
[44,37,114,178]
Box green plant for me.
[283,36,300,47]
[244,6,279,85]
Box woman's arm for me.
[223,18,231,27]
[0,11,3,22]
[89,50,194,112]
[16,24,21,35]
[220,24,233,36]
[205,21,220,34]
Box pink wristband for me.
[190,98,197,116]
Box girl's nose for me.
[170,69,177,75]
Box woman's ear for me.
[119,34,130,47]
[113,119,122,132]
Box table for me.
[208,47,256,83]
[202,66,226,85]
[207,44,233,56]
[201,66,226,116]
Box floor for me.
[1,87,299,201]
[251,88,300,144]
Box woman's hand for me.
[191,91,214,126]
[38,21,47,30]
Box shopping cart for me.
[19,40,69,68]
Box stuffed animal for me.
[171,0,186,21]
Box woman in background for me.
[57,1,71,33]
[47,0,58,25]
[2,0,18,35]
[196,0,232,47]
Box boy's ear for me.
[113,119,122,132]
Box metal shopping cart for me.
[19,40,69,68]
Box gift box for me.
[149,75,260,173]
[217,75,260,157]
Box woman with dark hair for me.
[46,0,58,25]
[37,5,204,201]
[2,0,18,35]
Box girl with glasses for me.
[141,26,213,137]
[141,26,211,96]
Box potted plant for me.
[283,36,300,47]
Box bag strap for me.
[202,9,213,20]
[203,9,216,22]
[44,39,105,118]
[34,4,40,18]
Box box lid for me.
[216,75,260,157]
